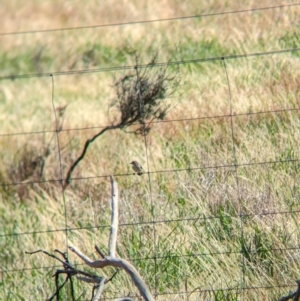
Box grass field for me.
[1,1,300,300]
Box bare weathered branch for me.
[26,249,73,269]
[76,276,104,284]
[95,245,106,258]
[277,280,300,301]
[27,248,105,300]
[69,246,154,301]
[63,125,118,190]
[109,176,119,257]
[30,173,154,300]
[92,277,106,301]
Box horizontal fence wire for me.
[1,47,300,81]
[1,3,300,300]
[2,244,300,274]
[1,158,299,187]
[1,207,300,238]
[0,106,299,137]
[0,3,299,36]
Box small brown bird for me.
[130,161,143,176]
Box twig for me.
[92,277,106,301]
[277,280,300,301]
[63,125,118,190]
[46,276,69,301]
[295,280,300,301]
[95,245,106,258]
[26,249,73,270]
[26,249,105,300]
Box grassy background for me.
[1,1,300,300]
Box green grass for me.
[1,1,300,301]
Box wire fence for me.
[1,3,300,300]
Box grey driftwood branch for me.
[69,176,154,301]
[92,277,106,301]
[109,175,118,257]
[277,280,300,301]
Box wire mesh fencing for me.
[1,3,300,300]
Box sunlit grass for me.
[1,1,300,301]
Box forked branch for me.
[69,246,154,301]
[69,176,154,301]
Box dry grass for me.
[1,1,300,300]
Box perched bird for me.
[130,161,143,176]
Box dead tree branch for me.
[27,176,153,300]
[26,249,108,301]
[63,54,179,190]
[69,176,154,301]
[109,176,119,257]
[277,280,300,301]
[92,277,106,301]
[63,125,118,190]
[69,246,154,301]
